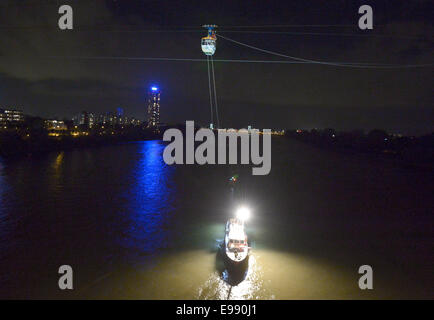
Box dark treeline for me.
[286,128,434,169]
[0,125,162,158]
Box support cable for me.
[41,56,433,67]
[217,34,434,68]
[210,55,220,128]
[206,56,214,126]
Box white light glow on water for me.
[82,248,393,300]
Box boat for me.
[224,217,249,265]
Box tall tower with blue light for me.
[147,86,160,128]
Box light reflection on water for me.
[0,158,12,236]
[121,141,176,254]
[0,139,432,299]
[197,254,268,300]
[88,248,372,300]
[83,219,366,300]
[0,159,6,241]
[0,159,4,216]
[49,152,64,193]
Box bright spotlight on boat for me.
[236,207,250,221]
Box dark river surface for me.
[0,138,432,299]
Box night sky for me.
[0,0,432,134]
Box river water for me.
[0,138,432,299]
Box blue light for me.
[151,86,158,91]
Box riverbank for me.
[0,128,162,159]
[285,130,434,171]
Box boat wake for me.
[196,253,270,300]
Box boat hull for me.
[224,251,249,266]
[223,219,249,268]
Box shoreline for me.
[0,132,162,160]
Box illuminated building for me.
[74,109,142,128]
[97,112,112,125]
[45,120,67,131]
[0,108,24,125]
[117,107,124,118]
[147,86,160,128]
[89,113,95,128]
[79,111,89,127]
[73,111,93,128]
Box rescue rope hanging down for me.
[201,25,220,129]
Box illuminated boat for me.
[224,208,250,265]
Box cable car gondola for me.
[201,25,217,56]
